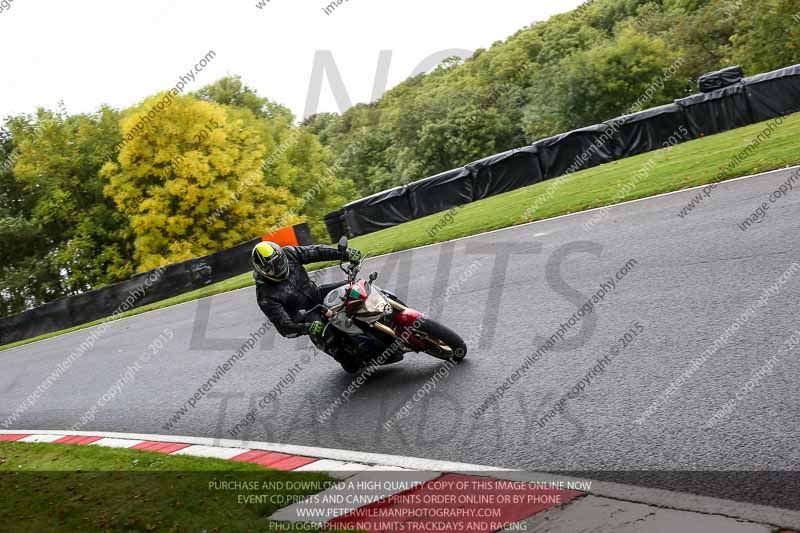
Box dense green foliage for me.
[0,80,354,315]
[306,0,800,195]
[1,0,797,315]
[1,107,131,315]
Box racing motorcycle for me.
[303,237,467,371]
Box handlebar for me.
[297,303,331,323]
[340,253,368,283]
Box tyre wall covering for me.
[0,223,315,345]
[332,63,800,240]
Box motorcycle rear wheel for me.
[413,319,467,362]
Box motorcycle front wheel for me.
[412,318,468,362]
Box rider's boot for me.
[352,335,404,367]
[324,337,363,374]
[371,341,405,366]
[336,354,363,374]
[376,352,404,365]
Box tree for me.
[523,29,689,138]
[300,112,341,146]
[0,121,42,315]
[2,107,131,313]
[728,0,800,73]
[193,76,294,124]
[662,0,740,79]
[277,129,356,241]
[102,93,293,271]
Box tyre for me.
[413,318,467,362]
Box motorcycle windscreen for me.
[324,286,364,335]
[357,289,390,322]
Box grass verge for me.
[0,441,345,532]
[3,112,799,352]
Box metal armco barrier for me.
[327,63,800,240]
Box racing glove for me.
[307,320,325,338]
[345,248,363,264]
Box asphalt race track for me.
[3,167,799,510]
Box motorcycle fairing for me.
[323,282,394,335]
[323,286,364,334]
[395,308,423,328]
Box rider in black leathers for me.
[252,241,364,372]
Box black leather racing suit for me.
[254,245,347,340]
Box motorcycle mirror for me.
[369,272,378,282]
[337,236,348,253]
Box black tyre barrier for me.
[743,65,800,123]
[698,65,744,93]
[0,223,315,345]
[324,210,347,243]
[468,146,543,200]
[330,63,800,241]
[606,104,693,159]
[675,83,754,138]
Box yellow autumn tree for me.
[102,92,293,271]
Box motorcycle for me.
[303,237,467,372]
